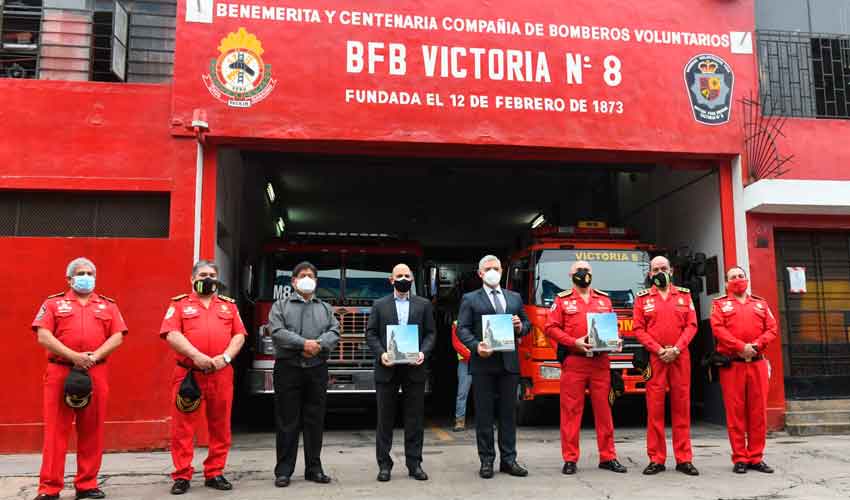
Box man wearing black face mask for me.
[545,261,626,475]
[366,263,436,482]
[633,256,699,477]
[160,260,247,495]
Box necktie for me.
[492,290,505,314]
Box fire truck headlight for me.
[539,365,561,380]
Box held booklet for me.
[586,312,619,352]
[481,314,515,352]
[386,324,419,365]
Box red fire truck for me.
[505,222,654,423]
[243,235,424,397]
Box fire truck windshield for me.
[262,252,342,301]
[345,254,417,300]
[534,249,650,309]
[259,251,417,302]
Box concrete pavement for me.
[2,424,850,500]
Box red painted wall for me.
[772,119,850,181]
[171,0,755,154]
[0,80,196,452]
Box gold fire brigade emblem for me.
[203,27,277,108]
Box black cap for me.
[64,368,92,408]
[176,370,201,413]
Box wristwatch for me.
[222,353,232,364]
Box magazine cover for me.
[586,312,619,351]
[386,324,420,364]
[481,314,515,352]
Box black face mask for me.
[651,272,670,289]
[393,278,412,293]
[572,269,592,288]
[193,277,219,296]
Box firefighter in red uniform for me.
[710,266,777,474]
[545,260,627,476]
[633,256,699,476]
[31,257,128,500]
[160,260,247,495]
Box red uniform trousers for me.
[645,350,693,464]
[39,363,109,495]
[719,359,769,464]
[560,354,617,463]
[170,365,234,481]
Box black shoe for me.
[170,479,190,495]
[204,476,233,491]
[34,495,60,500]
[479,463,494,479]
[499,461,528,477]
[676,462,700,476]
[748,462,774,474]
[599,459,627,473]
[408,466,428,481]
[75,489,106,499]
[305,471,332,484]
[643,462,666,475]
[733,462,748,474]
[274,476,290,488]
[377,468,391,482]
[562,462,577,475]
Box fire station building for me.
[2,0,850,452]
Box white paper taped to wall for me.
[787,267,807,294]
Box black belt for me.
[731,355,765,363]
[49,358,105,367]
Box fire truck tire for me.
[515,382,539,426]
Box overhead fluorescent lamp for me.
[266,183,276,203]
[276,217,285,236]
[530,213,546,229]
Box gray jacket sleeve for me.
[268,299,306,351]
[317,304,340,353]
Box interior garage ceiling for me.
[245,152,653,248]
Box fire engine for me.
[505,221,654,424]
[243,234,424,397]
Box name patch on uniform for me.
[183,306,198,315]
[57,301,72,314]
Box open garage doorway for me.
[209,148,732,430]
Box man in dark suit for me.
[366,263,437,482]
[458,255,531,479]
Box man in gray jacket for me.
[267,261,340,488]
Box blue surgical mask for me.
[71,275,95,293]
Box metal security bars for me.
[758,30,850,119]
[0,0,174,81]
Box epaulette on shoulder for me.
[46,292,64,299]
[594,289,609,297]
[636,288,651,297]
[676,286,690,293]
[171,293,189,301]
[557,289,573,297]
[713,294,729,301]
[750,294,765,301]
[98,294,116,303]
[218,295,236,303]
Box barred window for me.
[0,190,170,237]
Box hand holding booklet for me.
[586,312,619,352]
[386,324,420,365]
[481,314,515,352]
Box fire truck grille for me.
[329,310,372,367]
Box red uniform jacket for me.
[545,288,613,354]
[159,292,247,367]
[709,294,777,357]
[632,285,698,354]
[32,291,128,359]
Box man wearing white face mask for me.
[457,255,531,479]
[267,262,340,488]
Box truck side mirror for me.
[242,264,255,300]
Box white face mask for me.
[483,269,501,287]
[295,276,316,294]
